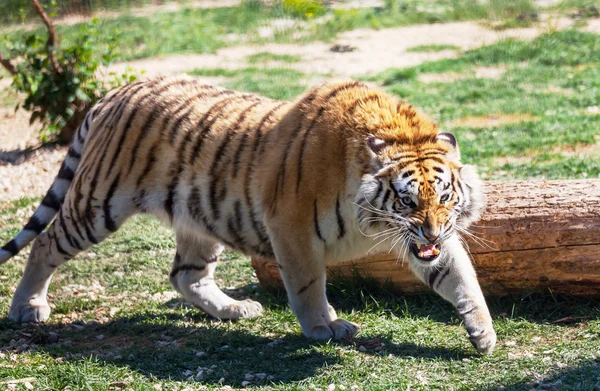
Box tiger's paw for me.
[304,318,360,341]
[8,298,51,323]
[469,327,497,355]
[215,299,263,320]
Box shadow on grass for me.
[321,273,600,325]
[0,142,64,166]
[0,310,466,387]
[482,358,600,391]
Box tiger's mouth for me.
[410,242,441,262]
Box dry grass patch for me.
[450,113,539,128]
[551,140,600,158]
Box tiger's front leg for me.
[411,235,496,354]
[270,233,359,341]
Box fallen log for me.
[251,179,600,296]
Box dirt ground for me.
[0,12,598,202]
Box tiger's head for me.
[358,130,485,265]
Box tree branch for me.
[0,52,18,76]
[31,0,63,75]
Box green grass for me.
[406,44,461,52]
[247,52,302,64]
[1,197,600,390]
[189,67,309,101]
[365,29,600,180]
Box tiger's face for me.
[358,132,484,265]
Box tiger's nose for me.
[422,228,439,243]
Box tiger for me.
[0,76,496,354]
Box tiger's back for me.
[79,76,291,257]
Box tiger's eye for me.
[440,194,450,203]
[400,196,414,207]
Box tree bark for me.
[31,0,63,75]
[251,179,600,296]
[0,52,17,76]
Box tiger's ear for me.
[437,132,461,161]
[366,135,388,155]
[366,135,394,175]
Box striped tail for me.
[0,110,95,265]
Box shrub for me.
[0,1,138,143]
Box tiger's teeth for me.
[418,251,424,258]
[432,248,440,255]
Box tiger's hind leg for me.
[9,192,135,323]
[169,232,263,320]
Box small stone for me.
[71,324,85,331]
[96,335,105,341]
[195,370,204,380]
[219,345,229,350]
[255,373,267,380]
[195,351,206,357]
[218,377,225,384]
[244,374,255,381]
[267,375,275,381]
[183,370,193,377]
[241,381,251,387]
[358,345,367,352]
[328,384,336,391]
[47,332,60,344]
[153,384,162,390]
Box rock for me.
[96,335,105,341]
[195,351,206,357]
[195,370,204,380]
[255,373,267,380]
[244,374,254,381]
[358,345,367,352]
[47,332,60,344]
[241,381,251,387]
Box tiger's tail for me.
[0,109,95,265]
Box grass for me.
[189,67,310,101]
[1,197,600,391]
[246,52,301,64]
[406,44,461,52]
